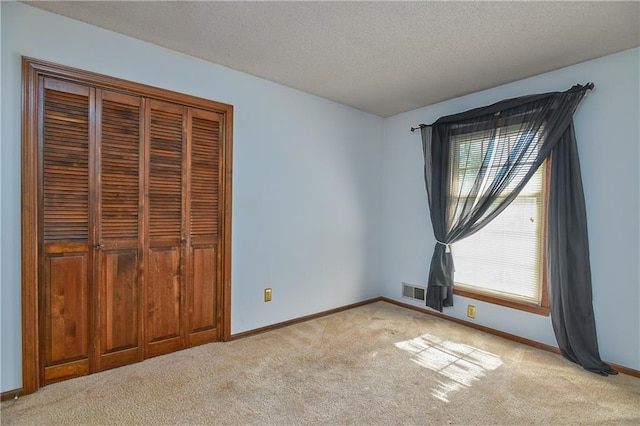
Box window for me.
[449,126,549,315]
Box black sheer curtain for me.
[547,123,615,375]
[420,84,616,375]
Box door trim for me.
[21,57,233,395]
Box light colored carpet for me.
[2,301,639,425]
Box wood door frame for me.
[21,57,233,395]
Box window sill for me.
[453,287,550,316]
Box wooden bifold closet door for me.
[40,78,94,384]
[185,108,222,347]
[40,81,146,382]
[145,99,186,358]
[96,90,144,371]
[144,100,223,357]
[23,58,232,392]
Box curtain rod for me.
[410,82,595,133]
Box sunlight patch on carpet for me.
[395,333,502,402]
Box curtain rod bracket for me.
[411,124,427,132]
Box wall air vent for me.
[402,282,426,302]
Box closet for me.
[22,58,232,393]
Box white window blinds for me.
[450,129,546,304]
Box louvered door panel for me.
[189,113,220,244]
[100,92,141,244]
[187,109,222,345]
[149,105,183,244]
[145,100,186,357]
[43,83,90,244]
[96,90,144,370]
[40,78,92,384]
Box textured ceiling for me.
[24,1,640,117]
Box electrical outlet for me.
[264,288,272,302]
[467,305,476,319]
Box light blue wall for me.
[0,2,383,392]
[2,1,638,394]
[381,47,640,371]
